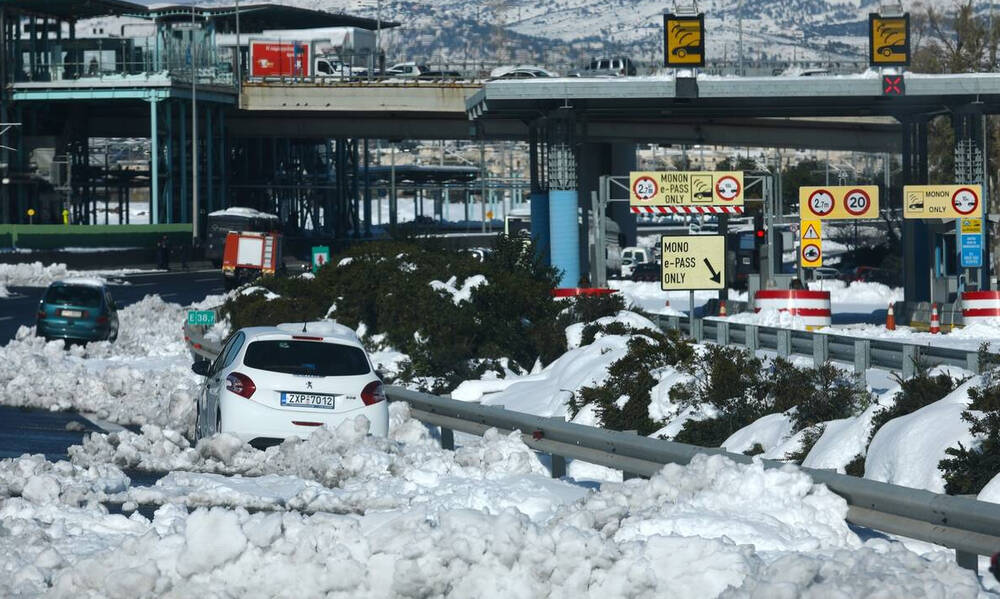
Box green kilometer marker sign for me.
[187,310,216,326]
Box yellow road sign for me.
[660,235,725,290]
[631,171,743,209]
[904,184,982,219]
[800,220,823,268]
[798,185,879,220]
[26,208,35,217]
[961,218,983,234]
[664,14,704,67]
[869,14,909,66]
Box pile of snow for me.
[0,296,198,431]
[864,367,978,493]
[723,307,809,329]
[0,262,143,287]
[0,449,984,597]
[429,274,488,305]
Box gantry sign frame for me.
[466,74,1000,301]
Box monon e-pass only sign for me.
[903,184,982,219]
[660,235,726,290]
[630,171,744,214]
[798,185,879,220]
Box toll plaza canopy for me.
[140,3,397,32]
[466,73,1000,121]
[0,0,145,19]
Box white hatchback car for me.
[193,321,388,447]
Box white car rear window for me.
[243,340,370,376]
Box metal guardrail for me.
[655,314,985,377]
[182,311,999,572]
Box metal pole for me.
[389,142,396,227]
[480,139,487,233]
[191,4,199,239]
[234,0,241,92]
[737,0,744,76]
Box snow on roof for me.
[54,277,107,288]
[207,206,279,219]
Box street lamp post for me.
[191,3,199,240]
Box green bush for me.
[572,329,694,436]
[222,235,565,393]
[672,350,867,451]
[940,366,1000,495]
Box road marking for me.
[0,316,12,322]
[161,293,179,298]
[131,282,158,287]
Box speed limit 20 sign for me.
[798,185,879,220]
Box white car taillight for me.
[226,372,256,399]
[361,380,386,406]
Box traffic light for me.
[753,213,765,244]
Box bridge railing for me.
[182,309,1000,572]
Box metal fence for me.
[656,314,986,378]
[182,313,1000,572]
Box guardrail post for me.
[902,345,919,380]
[813,334,829,367]
[549,417,567,479]
[966,351,980,375]
[623,430,640,480]
[440,426,455,451]
[777,329,791,357]
[717,321,730,346]
[746,325,759,352]
[691,317,704,343]
[854,339,871,379]
[956,549,978,573]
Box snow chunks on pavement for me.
[0,295,198,431]
[0,450,987,597]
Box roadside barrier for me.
[754,289,832,329]
[962,291,1000,326]
[183,309,1000,573]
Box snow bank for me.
[0,262,144,287]
[0,296,198,432]
[865,368,978,493]
[0,449,984,598]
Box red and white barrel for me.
[962,291,1000,325]
[754,290,832,330]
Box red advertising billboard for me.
[249,40,311,77]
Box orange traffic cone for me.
[929,303,941,334]
[719,300,727,317]
[886,302,896,331]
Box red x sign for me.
[883,74,904,96]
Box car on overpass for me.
[489,65,559,80]
[192,321,388,448]
[36,279,119,344]
[569,56,636,77]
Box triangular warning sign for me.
[803,224,820,240]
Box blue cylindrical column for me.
[549,189,579,286]
[530,190,549,263]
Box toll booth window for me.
[739,234,755,250]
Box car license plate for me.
[280,392,337,409]
[60,309,82,318]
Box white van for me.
[622,246,651,264]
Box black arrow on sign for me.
[703,258,721,283]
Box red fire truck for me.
[221,231,283,291]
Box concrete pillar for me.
[547,112,580,287]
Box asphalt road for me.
[0,268,225,344]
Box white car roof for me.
[238,321,364,348]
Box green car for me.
[36,279,119,343]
